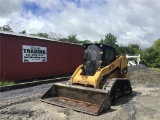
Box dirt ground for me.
[0,65,160,120]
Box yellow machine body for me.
[70,56,128,88]
[41,44,132,115]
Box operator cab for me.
[83,44,116,75]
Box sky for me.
[0,0,160,49]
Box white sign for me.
[23,45,47,62]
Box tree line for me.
[0,25,159,68]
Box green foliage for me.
[68,34,79,43]
[99,33,118,47]
[48,32,62,40]
[0,25,13,32]
[80,40,92,44]
[59,38,69,42]
[19,30,26,34]
[59,34,78,43]
[153,38,160,51]
[94,41,99,44]
[128,44,140,54]
[141,47,160,67]
[117,44,140,55]
[150,68,160,73]
[0,81,15,86]
[30,33,49,38]
[141,38,160,68]
[117,46,129,55]
[59,34,92,44]
[37,33,49,38]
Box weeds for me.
[0,74,71,86]
[0,81,15,86]
[150,68,160,73]
[0,72,15,86]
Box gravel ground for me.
[0,65,160,120]
[128,64,150,75]
[128,64,160,85]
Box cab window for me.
[105,48,115,60]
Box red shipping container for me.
[0,32,83,81]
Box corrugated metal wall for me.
[0,33,83,81]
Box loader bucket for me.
[41,83,111,115]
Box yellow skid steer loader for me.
[41,44,132,115]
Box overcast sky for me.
[0,0,160,48]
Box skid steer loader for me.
[41,44,132,115]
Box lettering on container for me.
[22,45,47,62]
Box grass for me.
[150,68,160,73]
[0,81,15,86]
[0,74,71,86]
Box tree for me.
[48,32,62,40]
[141,46,160,68]
[19,30,26,34]
[117,46,129,55]
[59,34,79,43]
[128,44,140,54]
[128,44,140,50]
[117,43,141,55]
[153,38,160,51]
[68,34,79,43]
[30,33,49,38]
[152,38,160,67]
[37,33,49,38]
[0,25,13,32]
[100,33,118,47]
[94,41,99,44]
[80,40,92,44]
[59,38,69,42]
